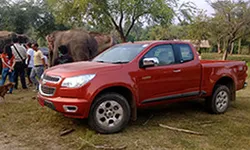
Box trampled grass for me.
[0,53,249,150]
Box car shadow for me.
[64,97,249,133]
[131,99,207,125]
[67,99,208,130]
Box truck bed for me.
[200,60,248,96]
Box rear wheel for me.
[88,93,131,134]
[206,85,231,114]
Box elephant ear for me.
[89,32,115,53]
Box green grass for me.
[201,53,250,63]
[0,53,249,150]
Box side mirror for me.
[141,57,159,68]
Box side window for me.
[177,44,194,62]
[144,45,175,66]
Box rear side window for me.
[176,44,194,62]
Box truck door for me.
[137,44,183,104]
[171,43,202,95]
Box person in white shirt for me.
[43,55,48,66]
[11,37,27,89]
[26,42,34,86]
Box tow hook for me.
[244,82,247,88]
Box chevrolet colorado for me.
[37,41,248,133]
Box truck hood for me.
[45,61,123,78]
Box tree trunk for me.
[119,32,127,42]
[114,26,126,42]
[238,38,242,54]
[196,40,201,52]
[217,41,221,53]
[222,50,228,60]
[230,42,234,55]
[222,41,232,60]
[223,40,226,52]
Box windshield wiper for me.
[111,61,129,64]
[95,60,105,63]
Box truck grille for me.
[39,85,56,96]
[43,74,61,83]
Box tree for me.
[47,0,177,42]
[173,1,197,24]
[0,0,69,40]
[146,24,188,40]
[209,0,250,60]
[208,15,227,53]
[186,10,210,51]
[0,1,29,33]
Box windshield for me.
[92,44,147,63]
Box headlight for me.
[61,74,95,88]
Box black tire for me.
[88,93,131,134]
[205,85,231,114]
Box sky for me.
[181,0,215,16]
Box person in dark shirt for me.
[54,45,73,65]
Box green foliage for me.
[0,1,30,34]
[147,26,168,40]
[172,1,197,24]
[186,10,210,42]
[208,0,250,59]
[47,0,176,41]
[0,0,69,41]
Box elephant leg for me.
[48,51,53,67]
[51,47,59,66]
[88,37,98,59]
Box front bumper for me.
[37,93,91,119]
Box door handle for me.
[173,69,181,73]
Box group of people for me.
[0,37,74,94]
[0,37,47,93]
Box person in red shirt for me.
[0,44,16,94]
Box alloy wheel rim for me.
[96,100,124,128]
[215,90,229,112]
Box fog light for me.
[63,105,78,113]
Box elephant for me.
[46,29,117,67]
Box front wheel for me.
[206,85,231,114]
[88,93,131,134]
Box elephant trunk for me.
[46,35,55,67]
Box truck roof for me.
[120,40,192,45]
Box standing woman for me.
[0,44,16,94]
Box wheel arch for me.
[90,85,137,121]
[213,76,236,101]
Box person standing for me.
[26,42,34,86]
[30,43,46,91]
[54,45,73,65]
[11,37,27,89]
[0,45,16,94]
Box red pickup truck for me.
[37,41,248,133]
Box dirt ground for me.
[0,61,249,150]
